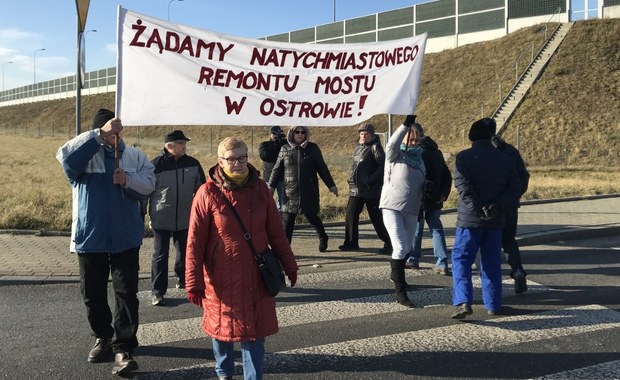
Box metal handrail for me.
[491,22,562,135]
[461,7,563,144]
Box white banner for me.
[116,7,426,127]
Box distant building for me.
[1,0,619,107]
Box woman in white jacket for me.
[379,115,426,307]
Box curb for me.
[1,224,618,286]
[516,224,620,247]
[2,194,618,236]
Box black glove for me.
[424,180,438,202]
[404,114,417,127]
[424,180,435,193]
[480,203,499,221]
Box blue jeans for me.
[381,208,418,260]
[408,208,449,268]
[451,227,503,313]
[212,338,265,380]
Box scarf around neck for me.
[222,166,250,187]
[400,144,423,169]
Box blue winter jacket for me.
[56,130,156,253]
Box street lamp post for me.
[2,61,13,92]
[333,0,336,22]
[75,29,96,136]
[81,29,97,80]
[167,0,183,21]
[33,48,46,84]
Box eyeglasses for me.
[219,155,248,165]
[294,130,306,135]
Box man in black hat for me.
[147,130,206,306]
[259,126,286,209]
[56,108,155,376]
[485,118,530,293]
[450,118,520,320]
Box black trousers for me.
[281,211,327,243]
[503,207,524,275]
[343,196,391,247]
[78,248,140,354]
[151,229,188,296]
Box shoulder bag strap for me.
[218,189,260,260]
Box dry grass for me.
[1,19,619,230]
[1,134,618,231]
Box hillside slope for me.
[0,19,618,166]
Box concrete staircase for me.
[493,22,574,134]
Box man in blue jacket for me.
[450,118,520,319]
[56,109,155,376]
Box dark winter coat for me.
[454,139,521,229]
[347,134,385,199]
[268,126,335,215]
[185,163,298,342]
[258,138,286,182]
[491,135,530,208]
[419,136,452,211]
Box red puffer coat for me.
[185,164,298,342]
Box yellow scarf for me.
[222,167,250,187]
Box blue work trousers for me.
[451,227,503,313]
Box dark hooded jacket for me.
[491,135,529,208]
[258,137,286,182]
[347,134,385,199]
[454,139,521,228]
[419,136,452,211]
[268,126,335,215]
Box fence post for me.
[515,61,519,81]
[250,127,254,154]
[498,83,502,103]
[516,125,520,151]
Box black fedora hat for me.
[165,130,191,142]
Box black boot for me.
[390,259,414,308]
[319,235,328,252]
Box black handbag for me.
[219,191,284,297]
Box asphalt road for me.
[1,235,619,380]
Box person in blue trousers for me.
[450,118,521,319]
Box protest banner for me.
[116,7,426,127]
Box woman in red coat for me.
[185,137,298,380]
